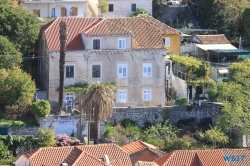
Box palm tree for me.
[76,81,120,144]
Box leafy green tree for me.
[130,8,150,17]
[0,2,40,54]
[31,100,51,118]
[97,0,108,16]
[204,126,229,147]
[76,81,120,143]
[0,69,36,116]
[38,128,56,147]
[0,140,8,159]
[242,8,250,44]
[175,97,188,106]
[0,36,22,69]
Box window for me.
[131,4,136,11]
[66,92,74,106]
[51,8,55,17]
[33,9,40,17]
[117,90,126,103]
[143,90,151,101]
[118,39,126,49]
[118,63,127,78]
[163,37,170,47]
[93,39,100,50]
[66,65,74,78]
[61,7,67,17]
[143,63,152,77]
[109,4,114,12]
[92,64,101,78]
[70,7,78,16]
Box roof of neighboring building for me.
[196,34,231,44]
[21,144,131,166]
[121,140,160,155]
[138,14,181,35]
[41,16,177,51]
[222,149,250,166]
[131,149,163,166]
[135,161,159,166]
[196,150,228,166]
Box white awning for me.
[195,44,237,51]
[218,69,228,74]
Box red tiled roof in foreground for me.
[132,149,162,166]
[121,140,160,155]
[21,144,132,166]
[197,150,228,166]
[222,149,250,166]
[196,34,231,44]
[41,15,176,51]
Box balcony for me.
[180,43,195,54]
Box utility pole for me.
[57,21,68,114]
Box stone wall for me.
[106,106,221,126]
[8,127,39,137]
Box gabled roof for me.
[196,34,231,44]
[132,149,163,166]
[138,14,181,35]
[108,17,164,49]
[78,144,132,166]
[121,140,160,155]
[21,144,131,166]
[196,150,228,166]
[83,19,133,36]
[41,17,98,50]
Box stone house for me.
[38,15,182,109]
[100,0,152,17]
[22,0,98,18]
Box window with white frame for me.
[66,65,74,78]
[92,64,101,78]
[117,90,126,103]
[118,39,126,49]
[143,63,152,77]
[66,92,74,106]
[143,89,151,101]
[163,37,170,47]
[118,63,127,78]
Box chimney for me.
[60,163,68,166]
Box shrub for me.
[55,134,80,146]
[121,119,137,128]
[38,127,56,147]
[197,117,212,130]
[0,156,19,165]
[176,117,197,128]
[104,123,116,139]
[175,97,188,106]
[0,140,8,159]
[31,100,51,117]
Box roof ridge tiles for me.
[82,18,103,33]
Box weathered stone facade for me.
[8,127,39,137]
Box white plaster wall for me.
[83,35,132,50]
[22,1,88,17]
[101,0,152,17]
[14,155,29,166]
[47,48,166,109]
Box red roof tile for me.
[22,148,39,159]
[132,149,162,166]
[83,19,132,35]
[121,140,160,155]
[222,149,250,166]
[196,34,231,44]
[138,14,181,35]
[63,147,83,166]
[78,144,132,166]
[197,150,228,166]
[136,161,159,166]
[42,17,98,50]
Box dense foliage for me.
[0,1,40,54]
[31,100,51,118]
[131,8,150,17]
[0,140,8,159]
[37,128,56,147]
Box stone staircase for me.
[175,76,186,97]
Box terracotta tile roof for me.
[132,149,162,166]
[108,17,164,49]
[138,14,181,35]
[63,147,83,166]
[78,143,132,166]
[222,149,250,166]
[29,146,74,166]
[71,147,107,166]
[42,17,99,50]
[121,140,160,155]
[196,34,231,44]
[22,148,39,159]
[83,19,133,35]
[154,150,199,166]
[197,150,228,166]
[136,161,159,166]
